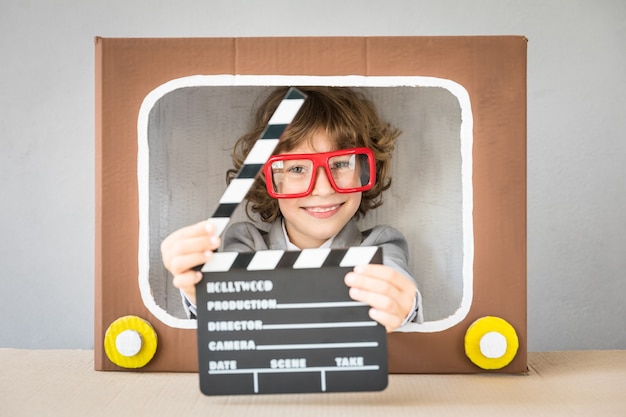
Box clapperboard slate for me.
[196,246,388,395]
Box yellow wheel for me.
[464,316,519,370]
[104,315,158,369]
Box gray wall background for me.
[1,1,624,352]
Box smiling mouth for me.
[302,203,343,217]
[306,204,341,213]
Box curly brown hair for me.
[227,86,400,223]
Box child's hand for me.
[161,221,221,305]
[344,264,417,332]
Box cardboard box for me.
[95,36,527,374]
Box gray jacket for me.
[222,218,423,324]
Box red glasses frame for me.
[264,147,376,198]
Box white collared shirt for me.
[281,218,335,250]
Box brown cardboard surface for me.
[95,37,527,373]
[2,350,625,416]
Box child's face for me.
[278,130,362,249]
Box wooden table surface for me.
[1,349,624,416]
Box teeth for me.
[307,205,339,213]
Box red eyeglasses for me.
[264,147,376,198]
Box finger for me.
[175,220,215,240]
[354,263,395,279]
[171,235,221,258]
[169,252,212,276]
[348,286,404,320]
[352,272,417,323]
[352,265,416,295]
[344,271,403,299]
[345,266,417,329]
[172,270,202,304]
[368,308,404,333]
[161,224,220,269]
[162,221,215,251]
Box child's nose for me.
[311,167,335,196]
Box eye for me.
[331,161,348,169]
[330,155,355,170]
[285,163,310,175]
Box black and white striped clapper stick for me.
[201,245,381,273]
[209,87,307,237]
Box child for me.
[161,86,423,331]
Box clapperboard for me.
[194,87,388,395]
[196,247,388,395]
